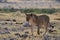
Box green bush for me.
[19,8,56,14]
[0,8,59,14]
[0,8,18,13]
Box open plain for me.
[0,12,60,40]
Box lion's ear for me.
[25,13,28,16]
[30,13,33,16]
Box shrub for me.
[0,8,59,14]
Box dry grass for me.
[0,12,60,40]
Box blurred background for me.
[0,0,60,40]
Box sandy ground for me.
[0,12,60,40]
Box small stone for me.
[23,22,30,27]
[25,32,29,34]
[15,33,21,37]
[44,35,51,40]
[23,34,28,38]
[12,19,16,22]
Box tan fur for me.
[25,13,50,36]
